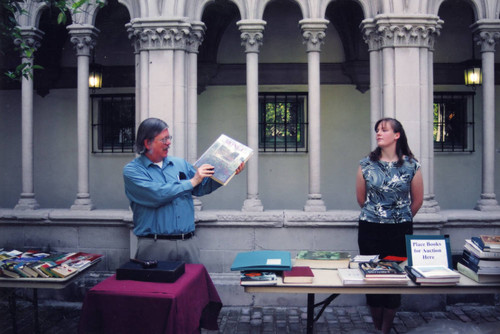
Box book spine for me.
[462,250,480,266]
[471,237,487,251]
[458,258,479,273]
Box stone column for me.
[300,19,328,212]
[361,20,382,149]
[126,23,142,128]
[128,19,191,158]
[187,22,205,211]
[376,16,442,214]
[68,25,99,210]
[472,22,500,211]
[238,20,265,212]
[14,27,43,210]
[421,39,440,213]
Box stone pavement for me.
[1,300,500,334]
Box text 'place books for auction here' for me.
[194,134,253,186]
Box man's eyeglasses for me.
[157,136,172,144]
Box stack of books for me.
[457,236,500,283]
[405,265,460,285]
[357,260,409,285]
[349,254,379,268]
[0,249,103,279]
[294,250,351,269]
[231,250,292,286]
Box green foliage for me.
[1,0,104,81]
[264,102,300,142]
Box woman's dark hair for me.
[369,118,415,166]
[134,118,169,154]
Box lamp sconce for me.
[89,62,103,89]
[464,60,482,89]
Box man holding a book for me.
[123,118,245,264]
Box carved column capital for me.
[14,27,44,58]
[299,19,329,52]
[369,15,442,49]
[128,19,191,51]
[377,21,441,48]
[67,24,99,56]
[361,19,381,51]
[237,20,266,53]
[187,22,206,54]
[475,30,500,53]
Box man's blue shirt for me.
[123,155,221,236]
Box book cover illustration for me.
[480,235,500,249]
[295,251,351,269]
[359,261,406,277]
[240,271,278,285]
[194,134,253,186]
[296,251,350,261]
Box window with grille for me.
[259,93,308,152]
[91,94,135,153]
[433,92,475,152]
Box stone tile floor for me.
[1,300,500,333]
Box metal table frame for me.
[0,264,98,334]
[244,269,500,334]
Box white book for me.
[337,268,409,285]
[194,134,253,186]
[411,265,460,279]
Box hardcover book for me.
[282,266,314,284]
[359,261,406,278]
[457,262,500,283]
[461,250,500,268]
[337,268,409,285]
[231,250,292,272]
[116,261,185,283]
[405,266,460,285]
[240,271,278,286]
[479,235,500,249]
[464,239,500,259]
[194,134,253,186]
[295,251,350,269]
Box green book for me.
[295,251,351,269]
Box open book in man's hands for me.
[194,134,253,186]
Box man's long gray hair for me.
[134,118,169,154]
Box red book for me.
[283,266,314,284]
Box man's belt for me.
[141,231,195,240]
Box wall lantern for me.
[89,62,103,89]
[464,61,482,89]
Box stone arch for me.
[322,0,372,21]
[117,0,140,20]
[430,0,483,20]
[34,5,73,97]
[192,0,245,21]
[14,0,48,27]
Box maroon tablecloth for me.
[78,264,222,334]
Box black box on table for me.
[116,261,185,283]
